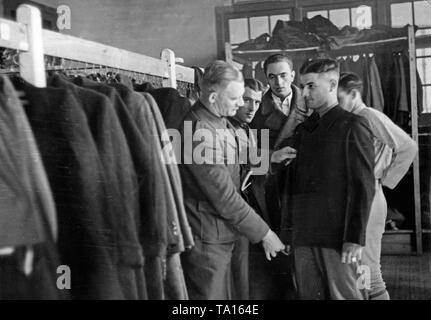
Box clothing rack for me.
[0,4,194,89]
[226,25,428,255]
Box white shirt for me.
[272,92,292,116]
[351,103,418,188]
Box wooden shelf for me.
[384,229,414,235]
[231,36,410,62]
[231,34,431,63]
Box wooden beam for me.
[42,29,194,84]
[0,0,4,18]
[408,25,423,255]
[17,4,46,87]
[225,42,233,64]
[161,48,176,89]
[0,17,29,51]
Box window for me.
[416,50,431,114]
[228,13,291,46]
[391,1,431,113]
[391,1,431,28]
[2,0,58,31]
[229,18,248,44]
[329,9,350,29]
[250,16,269,39]
[307,5,372,29]
[307,10,328,19]
[390,2,413,27]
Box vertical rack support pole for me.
[17,4,46,87]
[408,24,422,255]
[161,48,177,89]
[225,42,233,64]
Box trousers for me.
[294,246,365,300]
[181,239,234,300]
[361,180,388,299]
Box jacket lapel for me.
[274,85,307,149]
[260,90,288,134]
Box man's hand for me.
[271,146,297,165]
[292,106,308,122]
[341,242,363,264]
[262,230,285,261]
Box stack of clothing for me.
[236,15,416,51]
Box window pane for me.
[352,5,372,29]
[422,86,431,112]
[414,1,431,28]
[417,57,431,84]
[329,8,350,29]
[307,10,328,19]
[417,47,431,57]
[229,18,248,44]
[417,28,431,36]
[270,14,290,31]
[250,16,269,39]
[391,2,413,27]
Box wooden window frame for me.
[216,1,297,59]
[1,0,58,31]
[303,0,377,27]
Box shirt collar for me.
[350,102,367,115]
[271,91,292,106]
[228,116,247,129]
[316,102,338,118]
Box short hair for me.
[339,72,363,95]
[201,60,243,93]
[299,58,339,75]
[263,54,294,75]
[244,78,265,92]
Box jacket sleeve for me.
[344,116,376,246]
[364,109,418,189]
[182,122,270,244]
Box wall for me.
[27,0,230,67]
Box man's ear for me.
[291,70,296,81]
[329,78,338,92]
[352,90,361,100]
[208,91,217,104]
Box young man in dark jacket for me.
[228,78,296,299]
[249,54,308,299]
[283,58,376,299]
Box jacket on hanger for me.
[140,91,194,252]
[0,76,57,248]
[149,87,191,130]
[368,55,385,112]
[21,81,123,299]
[141,91,191,299]
[0,76,67,300]
[109,83,189,251]
[48,74,146,300]
[73,77,170,259]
